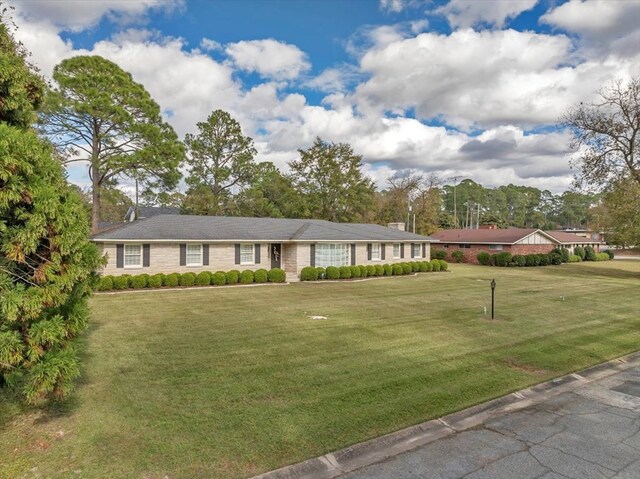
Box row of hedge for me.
[300,260,448,281]
[477,247,613,267]
[97,268,287,291]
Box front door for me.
[271,243,282,269]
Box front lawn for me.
[2,261,640,478]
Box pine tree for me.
[0,16,103,404]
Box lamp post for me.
[491,279,496,319]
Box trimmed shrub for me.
[432,249,447,260]
[301,266,319,281]
[451,250,464,263]
[315,267,326,280]
[524,254,536,267]
[375,264,385,276]
[574,246,586,260]
[148,274,163,288]
[240,270,254,284]
[268,268,286,283]
[605,249,615,259]
[226,270,240,284]
[511,254,526,267]
[130,274,148,289]
[595,252,610,261]
[357,265,366,277]
[549,252,562,265]
[538,254,550,266]
[366,265,376,277]
[438,259,449,271]
[425,260,433,272]
[98,276,113,291]
[410,262,420,272]
[477,251,491,266]
[402,263,412,274]
[584,245,596,261]
[339,265,352,279]
[180,272,196,287]
[212,271,227,286]
[164,273,180,287]
[254,269,268,283]
[431,260,441,272]
[495,252,512,267]
[350,265,361,278]
[392,263,403,275]
[418,261,429,272]
[568,254,582,263]
[113,275,129,290]
[325,266,340,280]
[383,264,393,276]
[195,271,211,286]
[560,247,570,263]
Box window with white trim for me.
[124,244,142,268]
[371,242,381,261]
[240,244,255,264]
[412,243,422,258]
[393,243,400,258]
[489,244,503,250]
[186,244,203,266]
[315,243,350,268]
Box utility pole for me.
[447,176,460,228]
[477,203,481,229]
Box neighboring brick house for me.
[92,215,435,280]
[545,231,604,255]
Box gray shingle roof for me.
[93,215,435,242]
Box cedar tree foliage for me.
[40,55,184,233]
[563,77,640,190]
[0,17,103,405]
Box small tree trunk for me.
[91,164,100,234]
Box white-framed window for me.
[124,244,142,268]
[412,243,422,258]
[240,243,255,265]
[489,244,503,250]
[371,242,381,261]
[186,244,203,266]
[393,243,401,258]
[315,243,350,268]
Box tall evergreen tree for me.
[0,17,103,404]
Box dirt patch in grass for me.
[503,357,548,376]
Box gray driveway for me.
[342,365,640,479]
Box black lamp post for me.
[490,279,496,319]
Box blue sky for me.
[9,0,640,193]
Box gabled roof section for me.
[431,228,554,245]
[93,215,435,242]
[546,231,603,244]
[124,206,180,221]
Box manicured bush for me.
[425,261,433,272]
[402,263,412,274]
[431,260,441,272]
[164,273,180,287]
[226,270,240,284]
[584,245,596,261]
[179,272,196,287]
[438,259,448,271]
[339,265,352,279]
[254,269,268,283]
[495,252,512,267]
[524,254,536,267]
[595,252,610,261]
[477,251,491,266]
[538,254,550,266]
[148,274,163,288]
[113,275,129,290]
[559,247,570,263]
[268,268,286,283]
[212,271,227,286]
[418,261,429,272]
[410,262,420,272]
[350,265,361,278]
[392,263,403,275]
[604,249,614,259]
[375,264,385,276]
[130,274,148,289]
[574,246,586,260]
[196,271,211,286]
[549,252,562,265]
[451,250,464,263]
[432,249,447,260]
[97,276,113,291]
[567,254,582,263]
[301,266,319,281]
[315,267,326,279]
[356,265,366,277]
[383,264,393,276]
[239,270,254,284]
[325,266,340,280]
[511,254,526,267]
[366,265,376,277]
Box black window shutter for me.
[179,244,186,266]
[381,243,386,260]
[411,243,415,258]
[351,243,356,265]
[143,244,150,267]
[116,244,124,268]
[310,244,316,267]
[255,244,261,264]
[234,244,241,265]
[400,243,405,258]
[422,243,426,258]
[367,243,372,260]
[203,244,209,266]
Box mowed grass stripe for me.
[1,261,639,478]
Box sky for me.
[7,0,640,194]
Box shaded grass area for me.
[1,261,640,478]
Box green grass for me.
[2,261,640,478]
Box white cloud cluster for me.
[436,0,538,28]
[225,39,311,81]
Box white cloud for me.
[225,39,311,81]
[200,37,222,52]
[380,0,409,13]
[437,0,538,28]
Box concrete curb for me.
[250,350,640,479]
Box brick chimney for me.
[387,222,406,231]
